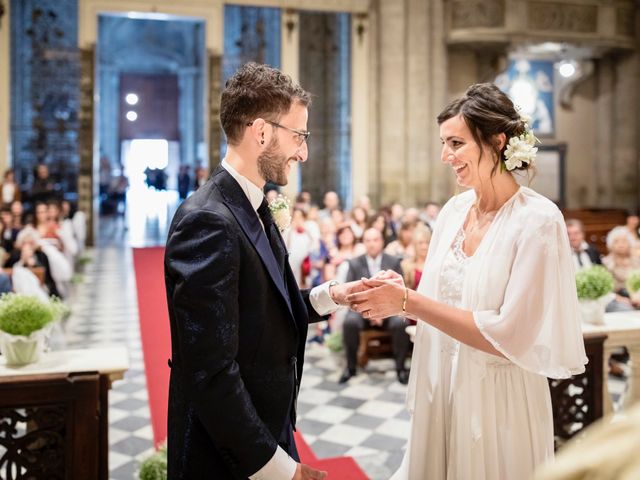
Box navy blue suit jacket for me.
[164,167,324,479]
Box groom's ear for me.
[247,118,269,147]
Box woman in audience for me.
[347,83,587,479]
[33,201,62,250]
[624,212,640,257]
[385,221,416,259]
[0,206,19,255]
[349,205,369,241]
[284,208,314,288]
[326,225,365,283]
[10,200,25,229]
[5,227,60,297]
[602,226,640,301]
[401,225,431,290]
[368,211,391,245]
[1,169,20,205]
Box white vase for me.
[579,294,613,325]
[0,323,54,366]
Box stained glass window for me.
[10,0,80,197]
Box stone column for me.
[98,64,119,167]
[280,9,301,200]
[0,0,10,172]
[595,57,615,207]
[208,51,222,173]
[612,52,640,209]
[79,46,96,246]
[179,68,198,167]
[375,0,449,207]
[351,12,371,208]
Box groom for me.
[164,63,359,480]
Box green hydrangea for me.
[0,294,69,336]
[626,270,640,294]
[325,331,343,353]
[576,266,614,300]
[139,443,167,480]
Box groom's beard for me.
[258,136,289,186]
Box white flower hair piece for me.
[268,194,292,232]
[503,109,540,172]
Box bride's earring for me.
[261,133,265,145]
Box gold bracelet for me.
[402,287,409,314]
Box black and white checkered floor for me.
[61,214,629,479]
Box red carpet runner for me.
[132,247,368,479]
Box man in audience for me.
[566,219,602,270]
[420,201,440,231]
[318,191,340,220]
[340,228,411,384]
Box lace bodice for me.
[439,228,468,308]
[437,228,469,356]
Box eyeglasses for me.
[246,120,310,147]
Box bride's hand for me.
[371,269,405,287]
[347,278,406,321]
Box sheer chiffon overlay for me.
[391,187,587,480]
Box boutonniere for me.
[269,194,292,232]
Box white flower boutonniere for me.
[503,110,540,172]
[269,194,292,231]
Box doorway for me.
[96,14,205,246]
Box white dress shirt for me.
[572,241,594,271]
[366,254,383,277]
[221,160,339,479]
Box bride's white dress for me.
[391,187,587,480]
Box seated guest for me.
[5,227,60,298]
[340,228,411,384]
[566,219,602,269]
[30,164,56,204]
[401,225,432,290]
[625,211,640,257]
[385,220,416,259]
[33,201,62,250]
[602,226,640,298]
[0,206,19,254]
[10,200,25,229]
[1,169,20,205]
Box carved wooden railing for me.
[0,372,109,479]
[548,332,606,449]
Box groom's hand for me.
[329,279,370,306]
[293,463,327,480]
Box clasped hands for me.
[329,270,408,324]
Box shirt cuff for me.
[248,446,297,480]
[310,281,340,316]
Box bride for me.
[348,83,587,480]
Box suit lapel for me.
[213,168,293,316]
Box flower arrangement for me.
[138,442,167,480]
[626,270,640,303]
[268,194,292,231]
[503,111,540,172]
[626,271,640,295]
[325,331,343,353]
[576,266,614,300]
[0,294,68,336]
[0,294,70,365]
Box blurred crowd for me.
[0,166,86,301]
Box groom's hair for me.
[220,62,312,146]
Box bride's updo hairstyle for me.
[437,83,531,176]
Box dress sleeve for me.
[473,215,588,379]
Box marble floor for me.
[58,187,629,480]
